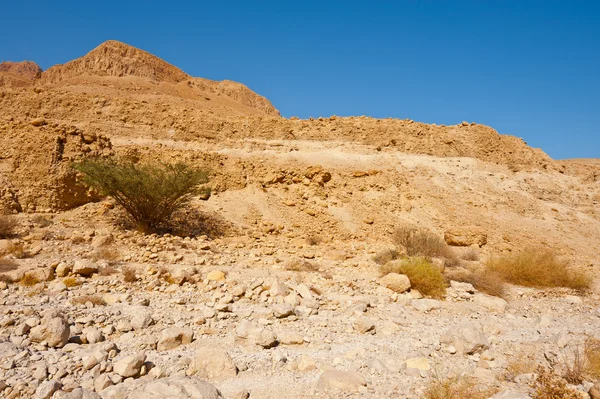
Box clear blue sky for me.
[1,1,599,159]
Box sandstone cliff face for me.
[0,61,42,87]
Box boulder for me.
[379,273,411,293]
[444,227,487,247]
[473,293,508,313]
[102,376,224,399]
[113,352,146,378]
[72,259,98,277]
[206,270,225,281]
[35,380,61,399]
[412,299,441,312]
[317,370,367,391]
[30,316,70,348]
[441,321,489,355]
[157,327,193,351]
[187,347,237,381]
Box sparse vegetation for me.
[0,215,18,239]
[62,277,80,287]
[71,295,106,306]
[445,268,506,298]
[461,247,480,261]
[0,257,18,273]
[381,257,447,298]
[122,266,138,283]
[424,368,497,399]
[503,353,538,381]
[90,246,120,263]
[393,226,452,258]
[285,259,320,272]
[372,248,400,265]
[5,242,29,259]
[99,266,118,276]
[20,274,39,287]
[486,248,591,291]
[584,336,600,379]
[74,157,210,233]
[305,235,322,246]
[531,367,579,399]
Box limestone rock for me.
[206,270,225,281]
[113,352,146,378]
[474,293,508,313]
[317,370,367,391]
[72,259,98,277]
[412,299,441,312]
[441,321,489,355]
[107,376,224,399]
[379,273,411,293]
[188,347,237,381]
[489,391,532,399]
[30,316,70,348]
[36,380,61,399]
[158,327,193,351]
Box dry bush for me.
[71,295,106,306]
[63,277,80,287]
[424,371,497,399]
[486,248,591,291]
[563,347,586,385]
[531,367,579,399]
[381,257,447,298]
[90,246,120,263]
[74,158,210,234]
[461,247,480,261]
[393,226,452,258]
[20,274,39,287]
[0,274,12,283]
[584,336,600,379]
[503,353,538,381]
[284,259,320,272]
[99,266,118,276]
[30,215,53,228]
[372,248,400,265]
[445,268,506,298]
[0,257,18,273]
[2,242,29,259]
[305,235,322,246]
[0,215,18,239]
[122,266,138,283]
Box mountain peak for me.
[42,40,190,83]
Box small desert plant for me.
[30,215,53,228]
[71,295,106,306]
[424,367,497,399]
[0,257,18,273]
[445,268,506,298]
[4,242,28,259]
[381,257,447,298]
[305,235,322,246]
[584,336,600,379]
[20,274,39,287]
[461,247,480,261]
[531,367,579,399]
[503,353,538,381]
[393,226,451,258]
[486,248,591,290]
[0,215,18,239]
[99,266,118,276]
[285,259,320,272]
[372,248,401,265]
[563,346,586,385]
[122,266,138,283]
[90,246,120,264]
[62,277,80,287]
[74,158,210,233]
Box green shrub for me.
[381,257,447,298]
[486,248,591,291]
[74,158,209,233]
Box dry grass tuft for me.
[122,266,138,283]
[424,371,497,399]
[381,257,447,298]
[0,215,18,239]
[305,235,322,246]
[393,226,452,258]
[99,266,118,276]
[584,336,600,379]
[0,257,19,273]
[20,274,40,287]
[486,248,591,291]
[372,248,401,265]
[90,246,120,263]
[284,259,320,272]
[62,277,80,287]
[461,247,480,261]
[71,295,106,306]
[445,268,506,298]
[531,367,579,399]
[1,242,29,259]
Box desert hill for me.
[0,40,600,399]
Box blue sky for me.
[1,1,598,159]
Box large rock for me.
[441,321,489,355]
[157,327,193,351]
[317,370,367,391]
[100,376,223,399]
[58,388,101,399]
[236,320,278,348]
[187,347,238,381]
[113,352,146,378]
[379,273,411,293]
[473,293,508,313]
[30,316,70,348]
[73,259,99,277]
[36,380,61,399]
[444,227,487,247]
